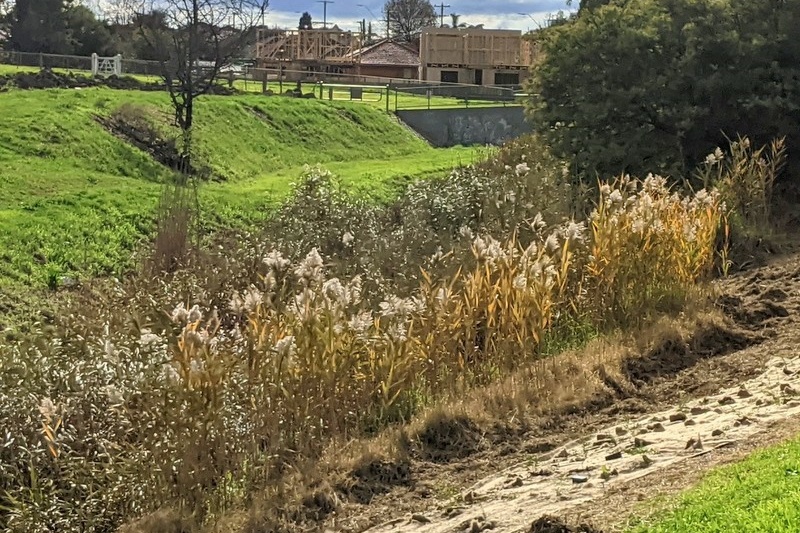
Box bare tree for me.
[102,0,139,25]
[383,0,435,42]
[135,0,268,175]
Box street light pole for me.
[517,12,544,30]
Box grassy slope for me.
[629,435,800,533]
[0,87,478,290]
[0,64,514,107]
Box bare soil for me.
[327,252,800,533]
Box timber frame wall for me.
[257,28,359,66]
[419,27,532,70]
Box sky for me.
[264,0,574,33]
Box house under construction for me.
[254,25,534,87]
[256,27,360,79]
[419,27,533,87]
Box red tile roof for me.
[352,40,420,67]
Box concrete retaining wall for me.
[396,107,531,147]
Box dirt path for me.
[336,253,800,533]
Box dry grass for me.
[149,183,198,274]
[3,137,781,533]
[264,308,726,533]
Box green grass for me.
[0,62,516,109]
[0,86,481,296]
[627,435,800,533]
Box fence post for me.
[385,84,390,113]
[318,81,323,99]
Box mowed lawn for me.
[0,86,482,290]
[628,435,800,533]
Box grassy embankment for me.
[0,86,482,294]
[629,436,800,533]
[0,63,514,108]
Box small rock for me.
[685,438,698,450]
[556,449,569,459]
[669,412,687,422]
[463,491,476,504]
[640,455,654,467]
[531,469,554,477]
[647,422,666,432]
[734,417,752,427]
[634,437,653,448]
[719,396,736,406]
[756,399,765,406]
[783,367,795,376]
[691,406,709,416]
[571,475,589,484]
[684,419,696,426]
[737,388,752,399]
[605,451,623,461]
[443,507,464,518]
[505,477,523,488]
[615,426,629,436]
[651,416,665,422]
[596,433,615,443]
[711,429,724,437]
[787,400,800,408]
[781,384,797,396]
[411,513,431,524]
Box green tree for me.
[299,11,312,30]
[10,0,73,53]
[66,4,115,56]
[528,0,800,183]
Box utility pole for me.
[435,2,451,28]
[317,0,334,29]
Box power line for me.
[435,2,451,28]
[317,0,334,29]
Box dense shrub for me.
[529,0,800,192]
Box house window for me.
[441,70,459,83]
[494,72,520,86]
